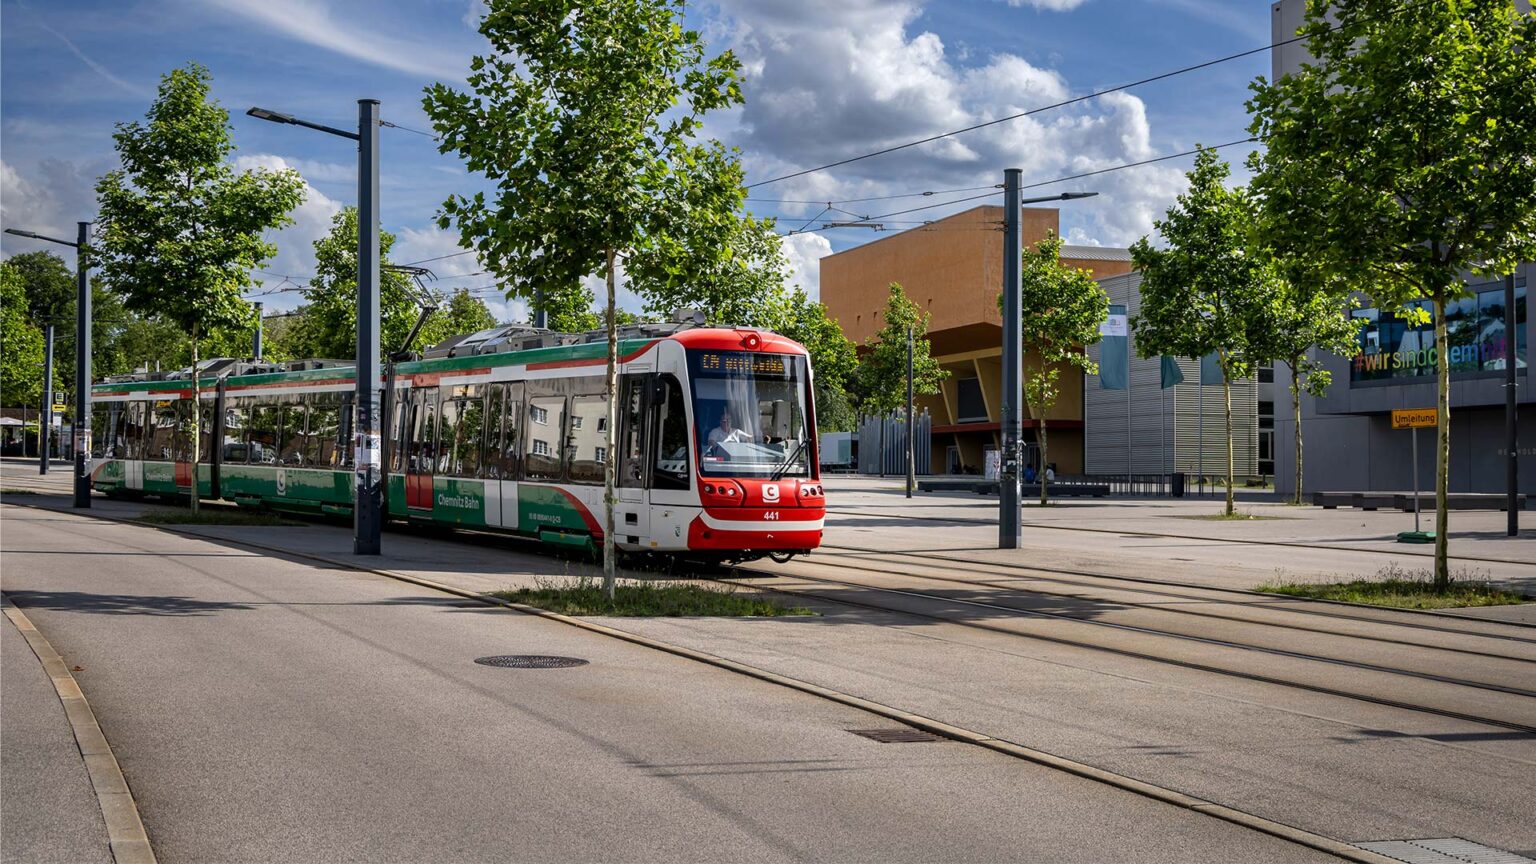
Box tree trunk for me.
[1038,417,1049,507]
[1222,351,1234,517]
[190,323,201,513]
[602,247,619,601]
[1291,355,1303,506]
[1433,289,1450,590]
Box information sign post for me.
[1392,408,1437,543]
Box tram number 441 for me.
[763,511,781,520]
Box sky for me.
[0,0,1278,322]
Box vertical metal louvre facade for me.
[1085,272,1259,479]
[857,410,932,475]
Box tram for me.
[87,314,825,562]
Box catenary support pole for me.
[1507,272,1519,536]
[41,324,54,475]
[253,302,264,360]
[999,168,1022,548]
[354,99,383,555]
[906,324,915,498]
[73,222,91,509]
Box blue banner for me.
[1099,304,1128,390]
[1160,355,1184,389]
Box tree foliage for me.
[1131,148,1279,514]
[284,207,429,360]
[1,262,49,408]
[1008,232,1109,503]
[93,63,304,506]
[425,0,745,593]
[1247,0,1536,581]
[857,283,948,416]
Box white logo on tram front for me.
[762,484,780,503]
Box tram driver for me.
[707,408,755,448]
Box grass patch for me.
[1258,564,1528,609]
[494,577,815,617]
[136,509,304,527]
[0,487,39,495]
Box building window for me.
[570,415,582,430]
[1258,364,1274,383]
[595,446,606,465]
[531,406,549,425]
[532,438,550,456]
[1259,400,1274,430]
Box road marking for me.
[2,596,157,864]
[4,499,1401,863]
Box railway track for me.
[829,503,1534,567]
[725,550,1536,736]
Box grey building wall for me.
[1085,272,1259,478]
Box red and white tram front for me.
[655,330,824,560]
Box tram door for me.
[405,386,438,512]
[615,375,650,544]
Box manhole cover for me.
[474,655,588,669]
[849,728,943,743]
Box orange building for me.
[820,206,1132,474]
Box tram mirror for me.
[764,401,790,439]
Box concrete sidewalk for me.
[1,607,113,864]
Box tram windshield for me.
[687,349,811,478]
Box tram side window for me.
[411,391,438,474]
[246,404,280,464]
[390,394,411,474]
[91,404,122,459]
[278,402,307,466]
[524,396,565,481]
[618,378,647,488]
[125,402,148,460]
[483,385,505,479]
[148,402,179,461]
[222,400,249,463]
[496,383,523,480]
[199,401,217,464]
[652,375,690,490]
[455,390,485,478]
[307,399,340,468]
[568,395,607,485]
[337,394,355,469]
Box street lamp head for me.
[246,107,297,124]
[1059,192,1099,200]
[4,228,41,240]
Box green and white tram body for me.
[89,322,825,561]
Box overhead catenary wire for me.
[743,13,1361,190]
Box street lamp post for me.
[5,223,93,507]
[998,185,1098,549]
[247,100,382,555]
[41,324,54,475]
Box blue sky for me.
[1,0,1277,320]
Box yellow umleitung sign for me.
[1391,408,1437,429]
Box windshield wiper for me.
[770,439,807,481]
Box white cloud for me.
[781,233,833,300]
[712,0,1192,247]
[205,0,468,82]
[0,158,103,258]
[233,154,343,308]
[1004,0,1091,8]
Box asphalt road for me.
[0,503,1339,863]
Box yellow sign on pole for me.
[51,404,66,414]
[1391,408,1437,429]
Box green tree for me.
[762,288,858,433]
[1007,232,1109,505]
[1250,264,1364,506]
[1,262,49,409]
[437,287,498,336]
[1131,149,1279,516]
[1247,0,1536,585]
[425,0,744,594]
[94,63,305,508]
[857,283,948,416]
[283,208,427,360]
